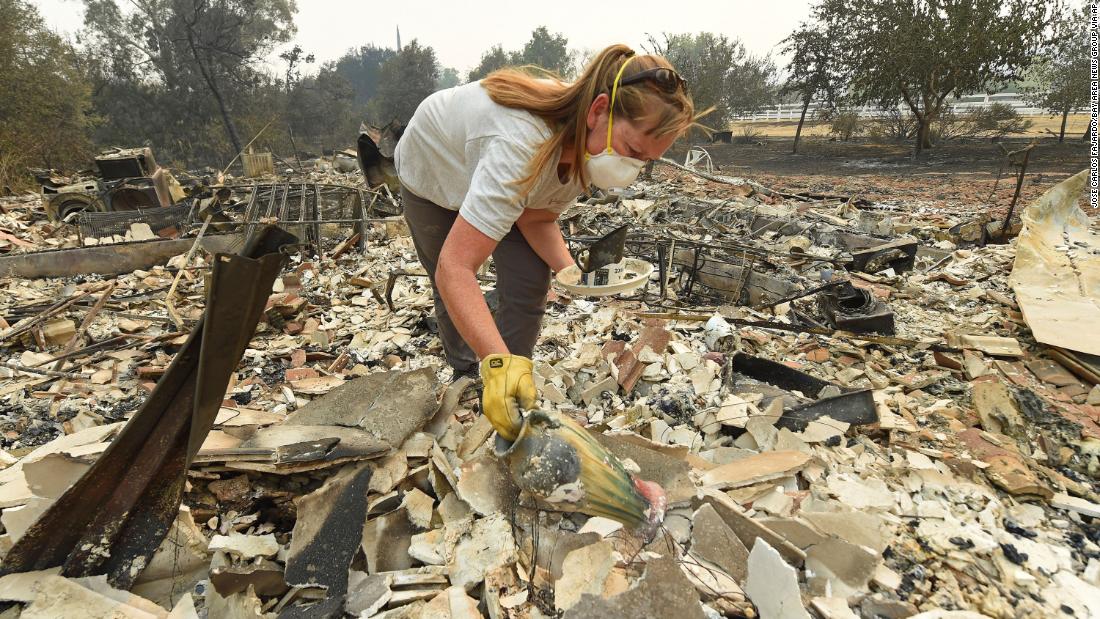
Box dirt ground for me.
[668,136,1095,217]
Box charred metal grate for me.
[77,204,196,243]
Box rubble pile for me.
[0,162,1096,619]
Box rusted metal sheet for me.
[0,235,242,279]
[0,226,296,589]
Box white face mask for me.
[584,55,646,191]
[585,150,645,191]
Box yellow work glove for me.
[479,354,537,442]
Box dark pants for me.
[401,187,550,373]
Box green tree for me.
[516,26,575,77]
[0,0,93,188]
[815,0,1057,155]
[468,44,515,82]
[780,22,836,153]
[1024,2,1090,141]
[333,44,397,105]
[81,0,296,159]
[372,40,439,124]
[437,67,462,90]
[279,44,315,93]
[645,32,775,131]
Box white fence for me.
[733,93,1051,122]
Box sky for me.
[33,0,815,75]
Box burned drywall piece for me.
[563,555,706,619]
[696,489,807,567]
[419,585,484,619]
[697,451,810,490]
[691,504,750,583]
[745,538,811,619]
[555,541,615,611]
[449,514,517,590]
[285,367,440,449]
[595,432,696,505]
[208,533,279,560]
[284,463,372,598]
[455,453,519,517]
[236,424,389,471]
[805,539,879,599]
[345,571,393,616]
[211,559,289,597]
[1010,169,1100,356]
[361,510,417,574]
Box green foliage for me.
[935,103,1033,141]
[1023,2,1090,140]
[468,27,575,82]
[812,0,1056,152]
[468,45,516,82]
[779,23,836,107]
[437,67,462,90]
[371,40,440,124]
[644,32,778,130]
[333,45,398,105]
[828,110,863,141]
[0,0,94,189]
[81,0,297,162]
[516,26,575,77]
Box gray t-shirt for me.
[394,81,583,241]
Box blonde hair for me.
[481,44,698,196]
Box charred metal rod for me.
[0,361,82,380]
[385,270,496,313]
[29,335,146,368]
[635,312,961,352]
[0,284,110,346]
[53,281,118,371]
[1000,145,1035,239]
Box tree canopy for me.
[0,0,94,188]
[813,0,1057,152]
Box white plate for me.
[555,258,654,297]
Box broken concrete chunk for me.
[745,538,811,619]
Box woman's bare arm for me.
[435,215,508,359]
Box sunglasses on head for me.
[617,67,687,93]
